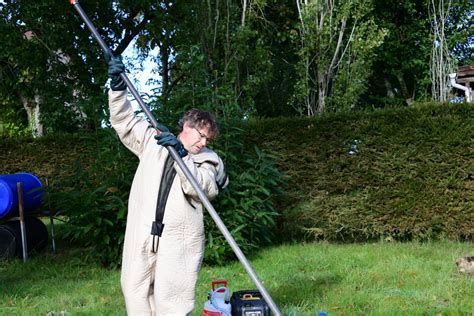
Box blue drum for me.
[0,173,44,219]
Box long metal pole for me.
[17,182,28,262]
[69,1,282,315]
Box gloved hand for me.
[155,132,188,158]
[155,122,170,134]
[106,55,127,91]
[215,156,229,191]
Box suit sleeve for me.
[108,89,155,157]
[175,152,222,202]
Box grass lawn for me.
[0,241,472,315]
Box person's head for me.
[178,108,219,154]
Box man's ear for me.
[182,121,192,130]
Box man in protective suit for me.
[107,56,229,315]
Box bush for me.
[45,130,136,266]
[40,126,283,266]
[204,124,284,264]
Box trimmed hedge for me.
[1,102,472,260]
[245,103,473,242]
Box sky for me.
[121,44,160,111]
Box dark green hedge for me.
[245,103,473,242]
[1,103,472,265]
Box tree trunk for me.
[384,78,395,98]
[20,94,43,138]
[317,72,326,113]
[396,73,413,105]
[241,0,247,26]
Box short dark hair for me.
[179,108,219,139]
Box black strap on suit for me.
[151,154,177,253]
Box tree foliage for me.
[293,0,387,114]
[366,0,472,107]
[0,0,158,135]
[0,0,472,135]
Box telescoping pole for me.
[69,1,282,315]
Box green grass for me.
[1,241,472,315]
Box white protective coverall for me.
[109,90,228,315]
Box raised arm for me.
[107,56,155,157]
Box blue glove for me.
[155,132,188,158]
[107,55,127,91]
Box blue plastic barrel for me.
[0,173,44,219]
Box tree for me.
[2,0,471,131]
[445,0,473,66]
[429,0,455,102]
[429,0,473,102]
[1,1,99,135]
[367,0,432,106]
[293,0,386,115]
[140,1,277,121]
[252,0,301,117]
[365,0,472,107]
[0,0,160,136]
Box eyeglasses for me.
[194,127,212,144]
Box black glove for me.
[107,55,127,91]
[215,156,229,191]
[155,132,188,158]
[155,122,170,134]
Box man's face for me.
[178,122,211,155]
